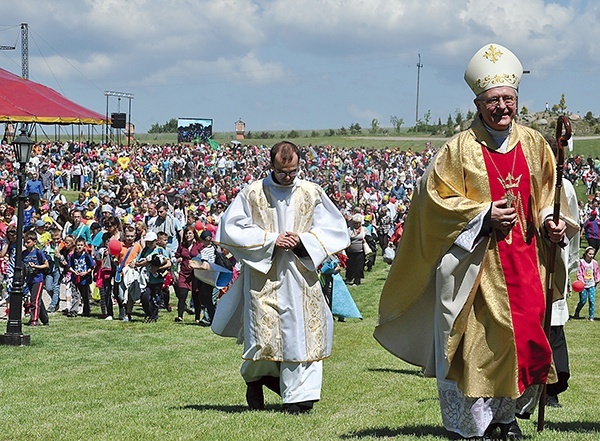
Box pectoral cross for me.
[500,172,521,208]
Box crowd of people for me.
[0,124,597,326]
[0,132,437,325]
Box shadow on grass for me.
[340,424,448,439]
[340,420,600,439]
[368,367,424,377]
[179,403,248,413]
[545,420,600,433]
[179,403,281,413]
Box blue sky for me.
[0,0,598,134]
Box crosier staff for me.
[538,115,571,432]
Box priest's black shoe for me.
[282,401,313,414]
[245,381,265,410]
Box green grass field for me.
[1,258,599,440]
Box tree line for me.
[148,94,598,137]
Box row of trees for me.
[148,94,598,138]
[148,118,178,133]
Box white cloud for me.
[20,0,268,77]
[262,0,460,56]
[135,51,290,87]
[15,0,595,83]
[458,0,575,67]
[30,54,116,81]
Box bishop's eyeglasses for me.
[479,95,517,108]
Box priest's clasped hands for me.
[276,232,301,251]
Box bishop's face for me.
[474,86,518,131]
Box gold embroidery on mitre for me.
[476,73,519,90]
[483,45,503,63]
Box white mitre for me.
[464,43,523,96]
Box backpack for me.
[365,233,378,253]
[42,249,54,275]
[213,244,234,271]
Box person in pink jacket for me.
[575,246,600,321]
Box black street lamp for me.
[0,127,34,346]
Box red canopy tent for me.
[0,67,106,125]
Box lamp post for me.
[0,127,34,346]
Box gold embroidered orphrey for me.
[484,147,527,245]
[483,45,503,63]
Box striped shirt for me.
[200,244,216,263]
[583,218,600,240]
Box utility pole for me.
[21,23,29,80]
[415,53,423,127]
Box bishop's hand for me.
[490,199,517,234]
[544,218,566,243]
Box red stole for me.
[482,143,552,392]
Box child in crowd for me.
[194,230,217,326]
[117,225,142,322]
[22,231,49,326]
[23,197,36,231]
[575,246,600,321]
[94,229,119,320]
[58,235,75,313]
[44,227,63,313]
[156,231,175,312]
[67,237,95,317]
[134,231,170,322]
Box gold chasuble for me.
[375,117,575,399]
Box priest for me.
[374,44,578,439]
[213,140,350,413]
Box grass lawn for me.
[1,258,599,440]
